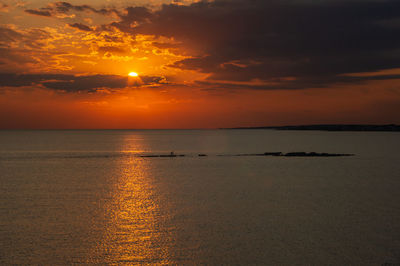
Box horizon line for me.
[0,123,399,130]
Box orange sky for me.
[1,0,400,128]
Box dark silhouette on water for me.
[140,152,185,158]
[139,152,354,158]
[263,152,282,156]
[283,152,353,157]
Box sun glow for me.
[129,72,139,77]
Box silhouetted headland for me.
[226,124,400,131]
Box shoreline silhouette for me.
[226,124,400,131]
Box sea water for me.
[0,130,399,265]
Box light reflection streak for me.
[89,135,173,264]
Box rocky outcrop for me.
[283,152,353,157]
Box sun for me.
[128,72,138,77]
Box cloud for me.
[68,23,93,31]
[98,46,126,54]
[24,1,119,18]
[0,48,38,65]
[0,26,52,50]
[109,0,400,89]
[0,73,169,92]
[51,1,118,16]
[0,3,9,12]
[25,9,52,17]
[110,7,153,32]
[0,27,24,44]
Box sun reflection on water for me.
[89,136,173,264]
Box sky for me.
[0,0,400,129]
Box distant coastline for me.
[226,124,400,131]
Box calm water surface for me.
[0,130,400,265]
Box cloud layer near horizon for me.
[0,73,168,92]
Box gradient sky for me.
[1,0,400,129]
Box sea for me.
[0,129,399,265]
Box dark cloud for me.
[111,0,400,89]
[0,73,169,92]
[98,46,126,54]
[0,3,8,10]
[24,1,119,18]
[110,7,153,32]
[0,26,51,51]
[102,34,124,43]
[0,27,24,45]
[25,9,52,17]
[52,1,118,16]
[152,42,182,50]
[0,48,38,65]
[68,23,93,32]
